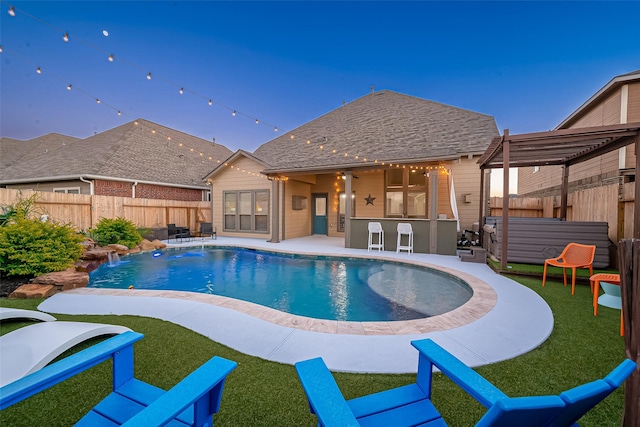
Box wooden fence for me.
[489,181,636,242]
[0,188,211,232]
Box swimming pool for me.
[89,247,473,322]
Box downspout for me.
[79,176,94,195]
[131,181,138,198]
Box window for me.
[53,187,80,194]
[385,168,426,218]
[223,190,269,233]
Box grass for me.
[0,274,627,426]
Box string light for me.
[108,54,114,62]
[208,99,212,106]
[36,66,42,74]
[232,111,236,116]
[255,119,259,124]
[0,45,3,53]
[96,99,101,104]
[8,6,15,16]
[179,87,184,94]
[146,72,152,80]
[66,84,72,90]
[62,32,69,42]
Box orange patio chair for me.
[541,243,596,295]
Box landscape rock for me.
[151,239,167,249]
[105,244,130,255]
[138,239,156,251]
[82,248,114,260]
[10,284,57,299]
[33,269,89,291]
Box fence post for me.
[618,239,639,427]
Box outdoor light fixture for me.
[62,33,69,42]
[8,6,15,16]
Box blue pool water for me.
[89,247,473,322]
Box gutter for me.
[131,181,138,198]
[0,174,209,190]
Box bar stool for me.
[367,222,384,251]
[396,223,413,254]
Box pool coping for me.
[72,250,497,335]
[39,236,554,373]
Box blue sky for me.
[1,1,639,159]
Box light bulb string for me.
[1,1,280,131]
[2,2,452,175]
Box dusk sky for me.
[1,1,639,193]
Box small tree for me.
[90,217,143,249]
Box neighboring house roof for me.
[252,90,499,174]
[0,119,233,189]
[557,69,640,130]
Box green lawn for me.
[0,274,627,426]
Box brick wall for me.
[94,180,203,201]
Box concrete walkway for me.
[39,236,554,374]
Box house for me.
[518,69,640,197]
[205,90,499,253]
[0,119,233,201]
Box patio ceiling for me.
[478,122,640,169]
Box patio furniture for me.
[0,331,238,426]
[367,222,384,251]
[0,307,56,322]
[295,338,637,427]
[198,222,216,240]
[175,226,192,243]
[460,247,487,263]
[0,321,131,387]
[591,273,624,336]
[541,242,596,295]
[396,222,413,254]
[167,223,178,241]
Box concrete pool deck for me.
[38,235,554,374]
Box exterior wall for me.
[6,180,90,194]
[210,156,272,239]
[284,179,312,239]
[93,180,203,201]
[450,156,485,231]
[519,81,639,197]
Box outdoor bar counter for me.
[348,218,458,255]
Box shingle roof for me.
[0,119,233,188]
[253,90,498,173]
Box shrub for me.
[90,217,143,249]
[0,192,46,226]
[0,217,85,277]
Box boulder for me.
[128,247,141,254]
[138,239,156,251]
[33,269,89,291]
[105,244,130,255]
[82,249,113,260]
[74,260,100,273]
[151,239,167,249]
[10,284,57,299]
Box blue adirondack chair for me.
[0,331,237,426]
[295,338,636,427]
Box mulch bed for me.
[0,275,34,298]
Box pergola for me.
[477,122,640,425]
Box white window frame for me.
[53,187,81,194]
